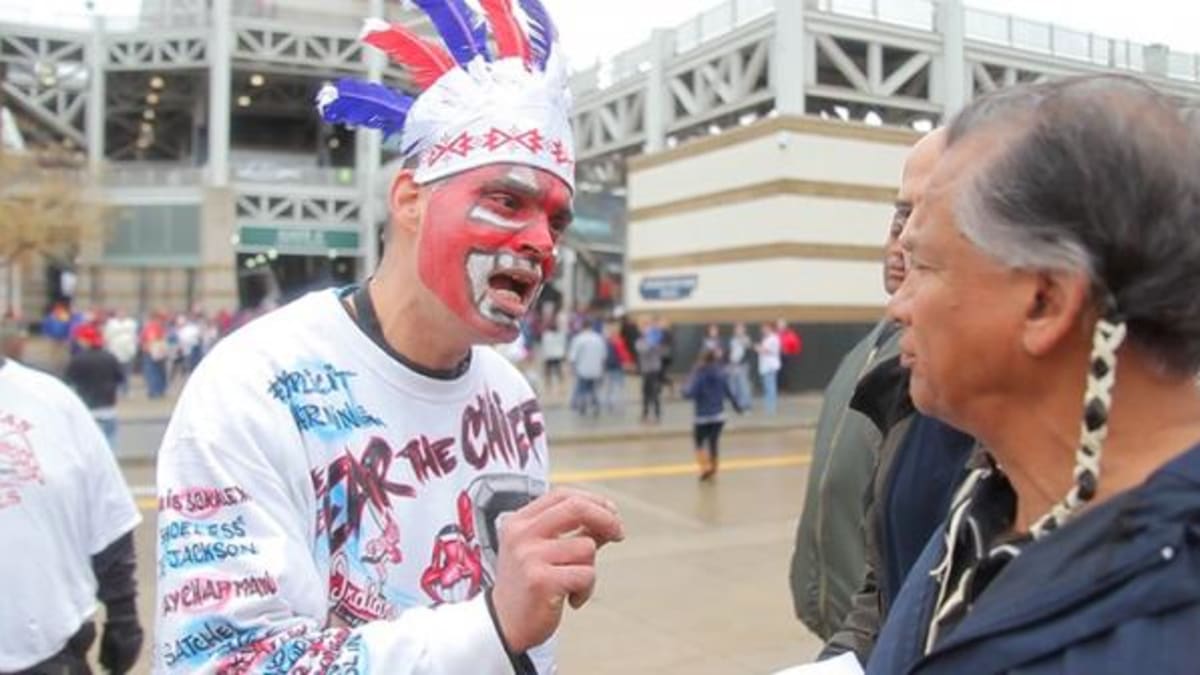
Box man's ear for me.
[389,169,423,236]
[1021,270,1091,357]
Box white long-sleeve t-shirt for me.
[154,289,553,674]
[0,360,141,671]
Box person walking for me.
[138,312,167,399]
[540,312,567,398]
[64,324,126,451]
[683,348,743,481]
[102,310,138,397]
[727,322,753,410]
[757,322,782,415]
[568,320,607,417]
[636,319,665,423]
[603,322,632,414]
[658,318,676,397]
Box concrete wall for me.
[625,115,919,389]
[626,115,918,325]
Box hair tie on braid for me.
[1029,295,1127,539]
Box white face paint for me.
[465,251,543,327]
[468,204,523,231]
[467,166,543,231]
[505,166,540,192]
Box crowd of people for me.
[2,0,1199,671]
[503,309,803,426]
[22,303,265,450]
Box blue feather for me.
[414,0,487,67]
[517,0,556,69]
[317,79,413,137]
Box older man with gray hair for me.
[865,75,1200,673]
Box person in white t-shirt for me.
[155,5,624,674]
[539,312,568,396]
[0,354,143,674]
[102,309,138,395]
[758,322,783,415]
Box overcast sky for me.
[18,0,1200,68]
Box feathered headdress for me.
[316,0,575,191]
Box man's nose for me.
[515,219,555,259]
[886,281,912,326]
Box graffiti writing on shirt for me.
[268,364,384,438]
[460,391,545,474]
[312,437,417,558]
[161,618,264,669]
[0,411,44,510]
[310,390,545,551]
[310,391,545,548]
[161,572,278,615]
[208,624,309,675]
[329,552,395,626]
[161,541,260,571]
[159,515,247,546]
[216,626,363,675]
[158,486,250,520]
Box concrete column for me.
[939,0,967,118]
[772,0,806,116]
[643,29,675,153]
[359,0,386,280]
[86,15,106,174]
[560,247,578,312]
[207,0,232,187]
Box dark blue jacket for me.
[867,442,1200,675]
[683,365,741,419]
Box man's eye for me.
[486,193,520,211]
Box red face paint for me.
[417,163,573,341]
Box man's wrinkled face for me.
[417,163,573,341]
[887,134,1029,430]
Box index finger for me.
[526,494,625,545]
[515,487,619,522]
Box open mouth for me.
[467,252,543,326]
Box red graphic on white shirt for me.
[361,513,403,584]
[0,412,44,509]
[421,491,486,604]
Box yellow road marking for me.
[134,453,811,511]
[551,454,810,484]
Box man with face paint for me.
[154,4,623,674]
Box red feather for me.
[361,20,455,90]
[479,0,531,62]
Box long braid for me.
[1029,302,1127,539]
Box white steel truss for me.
[106,31,209,70]
[0,25,89,145]
[232,20,363,75]
[573,80,648,162]
[234,189,362,229]
[569,0,1200,189]
[806,12,942,120]
[667,28,773,133]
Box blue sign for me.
[639,275,699,301]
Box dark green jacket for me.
[789,319,900,639]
